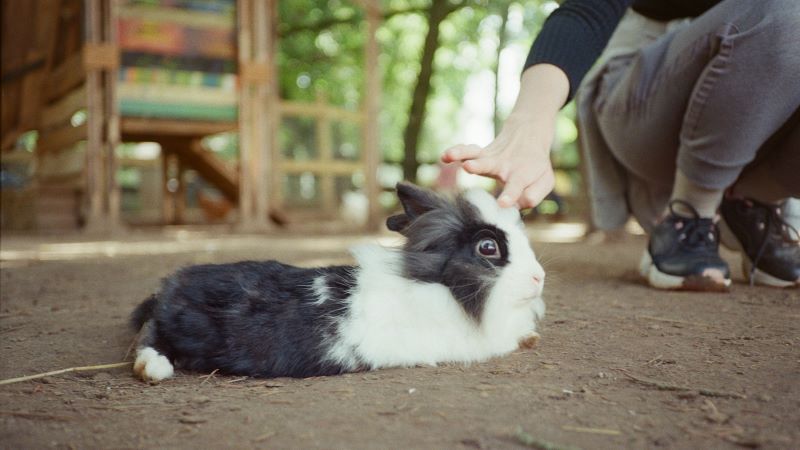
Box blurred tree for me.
[274,1,569,187]
[401,0,466,182]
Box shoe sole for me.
[719,217,799,288]
[639,251,731,292]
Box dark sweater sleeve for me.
[524,0,633,103]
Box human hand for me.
[442,115,555,209]
[442,64,567,210]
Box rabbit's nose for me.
[532,275,542,284]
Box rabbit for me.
[130,182,546,382]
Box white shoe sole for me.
[639,251,731,292]
[719,217,799,288]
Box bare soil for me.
[1,228,798,449]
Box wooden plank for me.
[18,0,62,131]
[280,160,363,175]
[279,101,364,123]
[18,53,47,130]
[1,127,22,152]
[117,157,159,168]
[37,123,87,153]
[121,117,236,138]
[40,84,87,130]
[46,52,86,102]
[177,139,239,202]
[35,176,81,230]
[36,213,79,230]
[36,142,84,179]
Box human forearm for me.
[508,63,569,125]
[442,64,569,208]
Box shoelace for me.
[747,199,800,287]
[668,200,719,252]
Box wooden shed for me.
[1,0,381,232]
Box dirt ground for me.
[1,225,798,449]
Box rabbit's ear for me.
[396,182,443,219]
[386,214,410,232]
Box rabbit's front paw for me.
[518,331,540,349]
[133,347,174,383]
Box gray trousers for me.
[577,0,800,231]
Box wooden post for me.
[237,0,253,226]
[83,0,105,231]
[363,0,382,231]
[83,0,121,233]
[175,157,187,224]
[264,0,281,224]
[161,150,175,224]
[316,92,336,215]
[105,0,121,229]
[237,0,275,231]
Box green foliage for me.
[277,0,366,107]
[276,0,563,166]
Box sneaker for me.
[639,200,731,291]
[719,197,800,288]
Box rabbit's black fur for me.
[134,262,358,378]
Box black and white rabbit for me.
[130,182,546,382]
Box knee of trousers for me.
[724,0,800,49]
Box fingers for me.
[441,144,483,163]
[497,168,555,209]
[517,170,555,209]
[462,158,496,176]
[498,173,527,208]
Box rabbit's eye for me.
[476,238,500,259]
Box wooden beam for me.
[121,117,236,139]
[18,0,62,131]
[46,52,86,102]
[279,160,363,175]
[1,128,22,152]
[279,101,364,123]
[40,84,87,131]
[37,123,87,154]
[177,139,239,202]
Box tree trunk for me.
[401,0,453,183]
[492,4,511,136]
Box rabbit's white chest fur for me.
[324,244,544,370]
